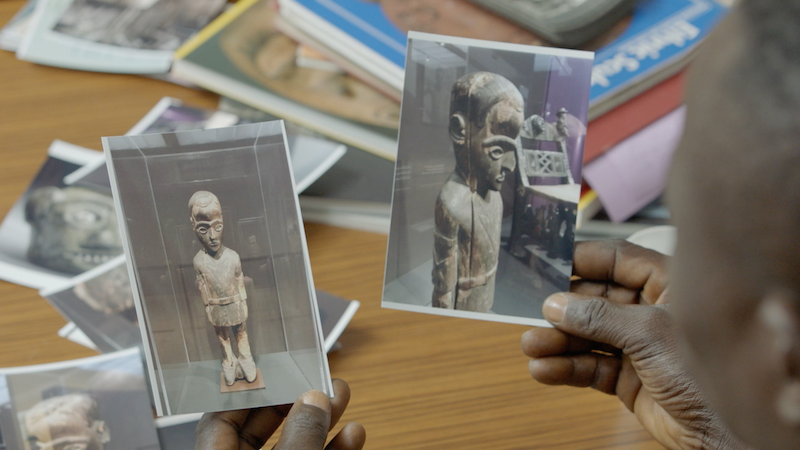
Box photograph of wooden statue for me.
[432,72,523,313]
[382,32,592,326]
[189,191,258,388]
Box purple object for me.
[583,106,686,223]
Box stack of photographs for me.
[104,121,332,415]
[382,32,593,327]
[0,348,159,450]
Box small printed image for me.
[0,141,117,290]
[0,349,159,450]
[52,0,227,51]
[382,32,593,327]
[41,257,141,354]
[105,121,332,415]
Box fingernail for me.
[543,293,569,324]
[300,390,330,412]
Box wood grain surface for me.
[0,2,662,448]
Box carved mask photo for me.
[25,186,123,274]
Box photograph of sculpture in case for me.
[382,32,593,327]
[103,121,332,416]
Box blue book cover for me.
[292,0,407,68]
[589,0,728,104]
[288,0,728,105]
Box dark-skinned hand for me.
[522,240,751,450]
[195,378,365,450]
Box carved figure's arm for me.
[235,258,247,302]
[431,197,458,309]
[195,263,210,307]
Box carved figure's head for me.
[449,72,523,195]
[25,187,122,274]
[24,394,109,450]
[189,191,224,255]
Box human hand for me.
[195,378,365,450]
[522,240,750,450]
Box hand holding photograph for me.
[104,121,332,415]
[382,32,593,327]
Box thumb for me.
[274,390,332,450]
[542,292,657,352]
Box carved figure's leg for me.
[215,326,237,386]
[233,322,257,382]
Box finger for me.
[521,327,619,358]
[570,280,642,305]
[237,405,292,449]
[329,379,351,431]
[274,390,331,450]
[196,410,252,450]
[325,423,366,450]
[572,240,668,304]
[528,353,622,395]
[542,292,663,353]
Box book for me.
[583,70,685,163]
[576,184,603,229]
[275,0,545,98]
[382,32,592,326]
[587,0,728,119]
[276,0,728,119]
[17,0,227,73]
[171,0,400,160]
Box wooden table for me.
[0,2,661,448]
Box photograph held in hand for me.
[382,32,593,326]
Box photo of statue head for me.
[431,72,524,313]
[23,394,109,450]
[25,186,123,275]
[189,191,258,388]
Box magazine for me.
[171,0,402,160]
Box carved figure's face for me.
[25,187,122,274]
[192,204,224,255]
[467,98,523,194]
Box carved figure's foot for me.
[222,361,237,386]
[239,355,257,383]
